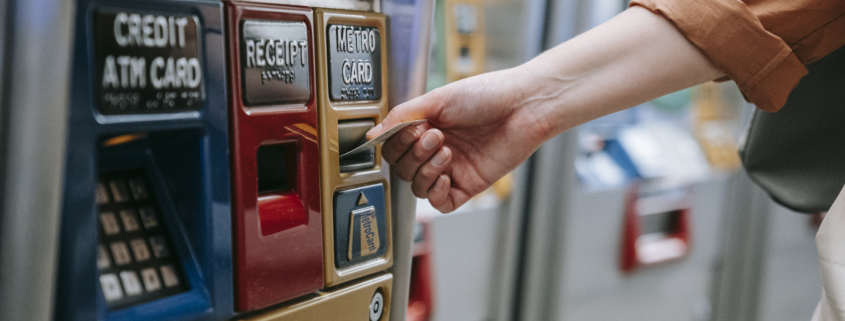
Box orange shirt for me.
[631,0,845,112]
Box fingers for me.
[425,174,474,214]
[411,147,452,198]
[427,175,452,211]
[381,124,428,164]
[395,129,444,182]
[366,91,443,139]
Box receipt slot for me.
[54,1,233,321]
[224,2,324,311]
[315,9,393,287]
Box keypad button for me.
[120,209,140,232]
[138,207,159,229]
[96,182,110,205]
[141,268,162,292]
[100,274,124,302]
[100,212,121,235]
[129,238,151,262]
[109,180,131,203]
[119,271,143,296]
[160,264,180,288]
[149,236,169,258]
[127,178,149,200]
[97,169,188,307]
[110,242,132,266]
[98,245,111,270]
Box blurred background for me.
[408,0,823,320]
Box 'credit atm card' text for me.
[327,25,381,101]
[95,8,204,115]
[241,20,310,106]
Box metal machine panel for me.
[242,273,393,321]
[224,1,324,312]
[315,8,393,287]
[54,1,233,321]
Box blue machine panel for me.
[54,1,232,321]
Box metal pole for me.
[0,0,75,320]
[382,0,436,319]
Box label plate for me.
[94,8,204,115]
[327,24,382,102]
[333,184,387,268]
[241,20,310,106]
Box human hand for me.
[367,68,552,213]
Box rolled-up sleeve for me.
[630,0,845,112]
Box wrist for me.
[512,60,582,141]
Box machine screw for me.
[369,290,384,321]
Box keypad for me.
[97,169,188,310]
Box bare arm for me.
[368,6,725,213]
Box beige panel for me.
[314,8,393,287]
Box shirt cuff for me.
[630,0,808,112]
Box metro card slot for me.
[338,119,376,173]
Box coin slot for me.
[338,119,376,173]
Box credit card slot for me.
[338,119,375,173]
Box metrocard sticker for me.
[348,205,380,260]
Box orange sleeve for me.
[630,0,845,112]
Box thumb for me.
[367,91,442,139]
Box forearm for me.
[516,6,724,138]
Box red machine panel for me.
[225,2,323,311]
[620,182,692,273]
[407,219,435,321]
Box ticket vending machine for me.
[224,3,394,320]
[49,0,420,320]
[54,1,233,321]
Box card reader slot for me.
[338,119,376,173]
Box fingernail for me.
[421,131,442,150]
[367,124,383,136]
[431,148,449,167]
[401,129,418,144]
